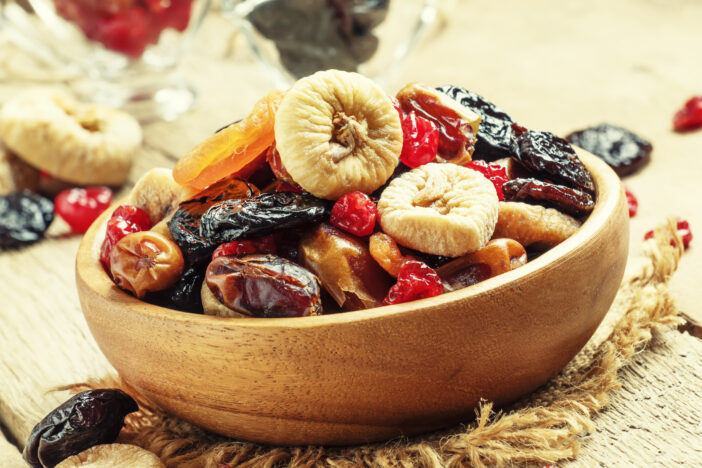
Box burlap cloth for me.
[63,219,689,468]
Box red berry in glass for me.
[673,96,702,132]
[465,160,509,201]
[212,235,278,260]
[399,111,439,168]
[624,188,638,218]
[330,191,377,237]
[382,260,444,306]
[100,205,151,268]
[55,186,113,233]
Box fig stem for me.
[330,112,365,163]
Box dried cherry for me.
[510,124,595,193]
[55,186,113,233]
[625,188,638,218]
[399,111,439,168]
[23,389,137,468]
[382,260,444,306]
[100,205,151,269]
[330,191,377,237]
[200,192,330,245]
[438,85,515,161]
[205,254,322,318]
[212,234,277,260]
[672,96,702,132]
[502,178,594,217]
[0,191,54,249]
[565,123,652,176]
[168,177,259,266]
[465,160,509,201]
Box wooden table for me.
[1,1,701,465]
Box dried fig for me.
[493,201,581,248]
[56,444,164,467]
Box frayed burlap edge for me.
[67,218,685,468]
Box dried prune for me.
[299,223,392,310]
[565,123,652,176]
[438,85,515,161]
[502,178,594,217]
[168,177,259,265]
[200,192,330,245]
[510,124,595,193]
[206,254,322,318]
[0,191,54,249]
[147,262,206,313]
[23,389,138,468]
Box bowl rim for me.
[76,148,622,330]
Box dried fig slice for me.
[56,444,164,467]
[502,178,594,217]
[510,124,594,193]
[493,201,581,248]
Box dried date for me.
[168,177,259,265]
[510,124,594,193]
[200,192,330,245]
[438,85,515,161]
[205,254,322,318]
[0,191,54,248]
[23,389,138,468]
[565,123,652,176]
[503,178,594,217]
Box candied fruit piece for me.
[330,191,377,237]
[172,91,284,191]
[502,178,594,217]
[205,254,322,318]
[565,123,652,176]
[438,85,515,161]
[465,160,508,201]
[100,205,151,268]
[510,124,594,193]
[382,260,444,306]
[55,186,113,233]
[673,96,702,132]
[368,232,418,277]
[399,111,439,168]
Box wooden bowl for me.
[76,149,629,446]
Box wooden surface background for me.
[1,0,701,465]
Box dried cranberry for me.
[644,218,693,250]
[399,111,439,168]
[330,191,377,237]
[100,205,151,269]
[625,188,638,218]
[673,96,702,132]
[212,235,277,260]
[55,186,113,233]
[465,160,508,201]
[382,260,444,306]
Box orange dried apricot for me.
[173,90,284,191]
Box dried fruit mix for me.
[103,69,604,317]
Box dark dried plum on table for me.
[206,254,322,318]
[502,178,594,217]
[510,124,595,193]
[168,177,259,265]
[23,389,137,468]
[565,123,652,176]
[0,191,54,249]
[438,85,515,161]
[200,192,330,245]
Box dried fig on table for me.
[23,389,138,468]
[396,83,481,165]
[502,178,594,217]
[56,444,164,467]
[204,254,322,318]
[299,223,392,311]
[494,201,581,248]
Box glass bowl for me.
[221,0,439,89]
[1,0,211,121]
